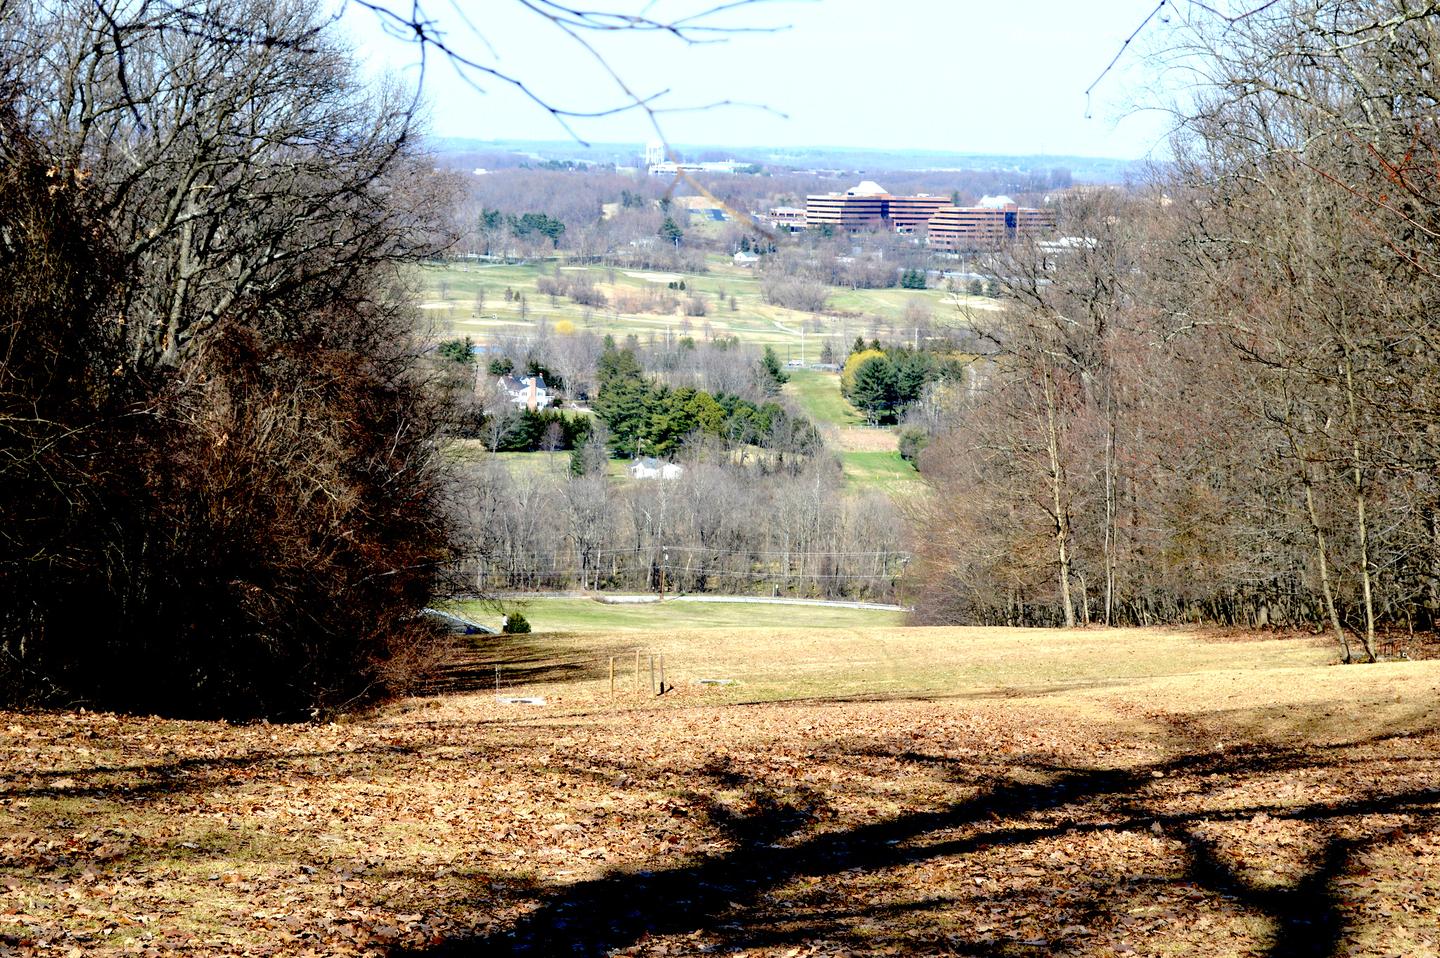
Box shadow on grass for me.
[390,738,1440,958]
[423,634,642,696]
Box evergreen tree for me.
[594,376,653,457]
[757,345,789,395]
[893,350,934,406]
[511,212,566,247]
[687,391,727,435]
[593,346,652,456]
[645,387,699,457]
[850,355,899,424]
[570,426,611,476]
[597,346,643,385]
[437,338,474,364]
[899,268,927,290]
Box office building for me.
[925,195,1055,251]
[804,185,1050,247]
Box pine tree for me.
[757,345,789,395]
[850,355,898,425]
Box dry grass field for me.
[3,625,1439,957]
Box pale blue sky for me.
[344,1,1179,159]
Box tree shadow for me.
[388,736,1440,958]
[0,743,425,802]
[423,634,641,696]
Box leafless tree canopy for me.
[0,0,455,718]
[912,2,1440,658]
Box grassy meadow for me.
[416,255,976,352]
[6,623,1439,956]
[782,368,863,427]
[447,597,904,635]
[839,449,923,495]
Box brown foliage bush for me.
[0,40,454,719]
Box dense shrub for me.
[481,408,593,452]
[0,1,455,720]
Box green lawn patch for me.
[449,597,903,633]
[783,369,861,427]
[840,450,922,494]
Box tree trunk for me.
[1042,368,1077,627]
[1430,509,1440,628]
[1343,356,1378,662]
[1302,471,1351,662]
[1103,394,1117,626]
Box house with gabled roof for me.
[496,374,552,411]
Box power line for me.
[471,565,901,581]
[466,545,911,560]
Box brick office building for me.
[804,183,1052,248]
[925,196,1056,251]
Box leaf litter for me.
[0,627,1437,956]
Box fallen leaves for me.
[0,635,1437,956]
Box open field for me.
[435,264,939,499]
[783,369,862,429]
[447,597,905,634]
[415,257,979,351]
[5,626,1439,957]
[782,369,921,492]
[442,446,634,482]
[840,449,923,495]
[455,444,922,497]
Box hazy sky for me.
[344,1,1179,159]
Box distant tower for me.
[644,139,666,167]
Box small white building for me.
[732,251,760,267]
[628,457,684,480]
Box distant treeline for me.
[455,458,907,601]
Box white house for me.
[732,251,760,267]
[628,457,684,480]
[497,374,553,410]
